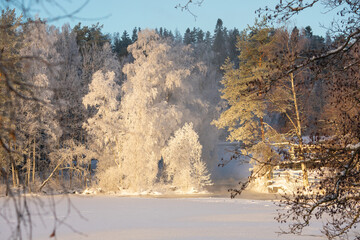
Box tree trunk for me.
[11,162,16,188]
[290,72,309,187]
[27,156,31,193]
[24,138,31,192]
[15,168,19,186]
[258,58,266,143]
[60,169,63,185]
[39,157,66,192]
[260,117,265,142]
[84,172,87,188]
[88,163,92,186]
[258,69,270,180]
[32,137,36,184]
[9,141,16,189]
[4,168,9,196]
[69,163,72,189]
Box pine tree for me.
[183,27,194,45]
[212,18,228,67]
[73,22,110,49]
[213,19,280,179]
[204,31,212,46]
[120,30,132,54]
[174,29,182,43]
[196,28,205,43]
[227,28,240,65]
[131,27,138,42]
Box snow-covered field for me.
[0,194,326,240]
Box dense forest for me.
[0,9,331,193]
[0,0,359,238]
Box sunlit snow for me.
[0,195,326,240]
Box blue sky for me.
[14,0,338,36]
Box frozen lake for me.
[0,194,325,240]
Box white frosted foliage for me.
[118,30,214,192]
[162,123,212,191]
[82,30,220,193]
[83,71,121,140]
[82,70,122,173]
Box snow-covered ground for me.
[0,194,326,240]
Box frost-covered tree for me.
[162,123,211,191]
[17,20,62,190]
[0,8,24,191]
[73,23,116,88]
[80,41,122,190]
[0,3,105,239]
[53,24,84,142]
[82,71,122,173]
[119,30,215,192]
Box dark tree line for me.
[101,18,243,66]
